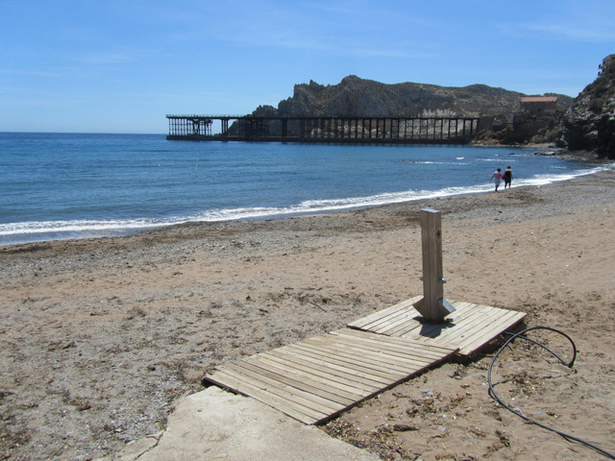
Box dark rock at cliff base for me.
[560,55,615,159]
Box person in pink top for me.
[491,168,503,192]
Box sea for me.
[1,132,612,246]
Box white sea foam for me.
[2,165,610,245]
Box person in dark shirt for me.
[502,166,513,189]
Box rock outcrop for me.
[560,55,615,159]
[252,75,572,119]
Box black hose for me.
[488,326,615,459]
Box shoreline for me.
[1,170,615,460]
[2,160,613,249]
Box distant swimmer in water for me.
[503,166,513,189]
[491,168,503,192]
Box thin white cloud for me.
[505,2,615,43]
[201,1,436,60]
[0,69,60,78]
[520,22,615,42]
[302,0,365,17]
[213,29,431,60]
[74,53,133,65]
[338,45,435,60]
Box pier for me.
[166,114,482,144]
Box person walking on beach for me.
[503,166,513,189]
[491,168,503,192]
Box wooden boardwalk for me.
[204,297,526,424]
[348,296,526,357]
[205,328,456,424]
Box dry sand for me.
[1,170,614,460]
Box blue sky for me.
[1,0,614,134]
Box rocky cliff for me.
[252,75,572,118]
[560,55,615,159]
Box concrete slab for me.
[110,386,380,461]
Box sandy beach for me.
[1,169,615,460]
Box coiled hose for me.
[488,326,614,459]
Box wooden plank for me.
[365,301,495,342]
[331,329,457,360]
[366,308,421,335]
[315,339,438,369]
[363,301,419,330]
[252,351,356,388]
[330,332,456,364]
[223,362,344,414]
[264,348,378,396]
[420,305,521,349]
[298,336,423,370]
[227,361,347,413]
[348,299,416,330]
[349,297,421,329]
[253,342,425,392]
[248,354,361,403]
[303,334,438,368]
[239,357,358,406]
[419,311,520,353]
[327,330,454,362]
[384,301,482,338]
[267,346,386,391]
[352,299,486,338]
[255,350,375,396]
[288,342,402,382]
[401,312,498,348]
[283,343,394,386]
[297,340,429,376]
[350,297,527,357]
[326,335,457,372]
[455,311,526,355]
[407,303,496,344]
[206,368,325,424]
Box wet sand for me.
[1,170,614,460]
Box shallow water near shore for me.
[0,132,610,245]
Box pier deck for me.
[166,114,482,144]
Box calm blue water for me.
[0,132,611,245]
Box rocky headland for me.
[252,75,572,119]
[559,54,615,159]
[244,55,615,159]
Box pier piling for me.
[166,115,481,144]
